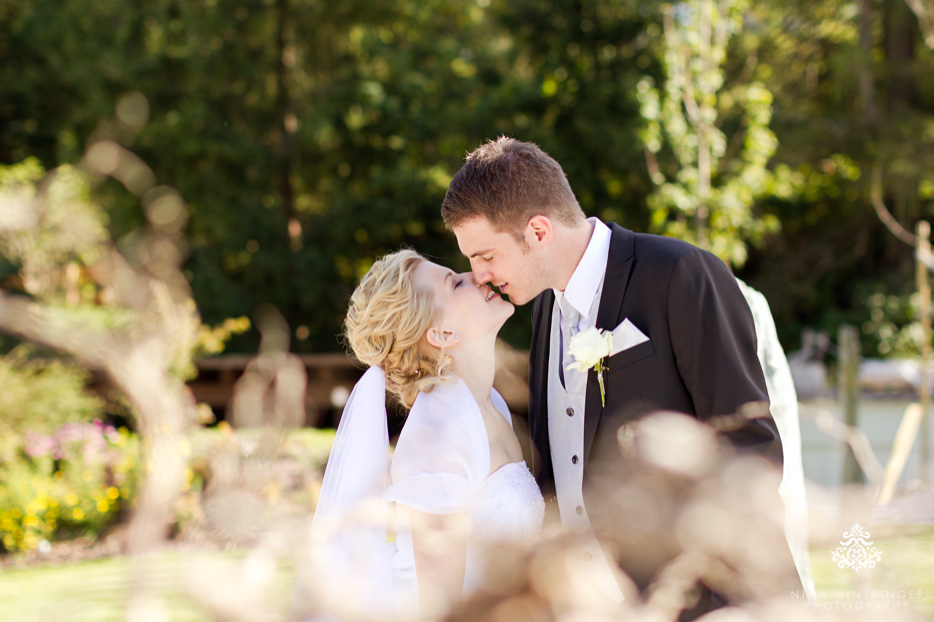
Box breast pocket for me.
[606,340,654,373]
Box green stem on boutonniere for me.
[596,360,606,407]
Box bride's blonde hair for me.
[344,249,452,408]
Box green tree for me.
[636,0,783,267]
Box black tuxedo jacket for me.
[528,224,787,615]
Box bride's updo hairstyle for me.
[344,249,452,408]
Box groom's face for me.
[452,217,549,306]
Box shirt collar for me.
[553,217,611,319]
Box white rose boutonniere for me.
[566,326,613,406]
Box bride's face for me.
[414,260,514,347]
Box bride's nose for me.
[465,273,485,290]
[454,271,474,285]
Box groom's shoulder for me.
[616,225,702,263]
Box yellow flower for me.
[72,508,85,520]
[106,487,120,500]
[96,500,109,513]
[266,482,282,504]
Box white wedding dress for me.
[292,372,544,620]
[385,377,545,598]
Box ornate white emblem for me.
[831,523,882,571]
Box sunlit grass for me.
[810,525,934,617]
[1,525,931,621]
[0,550,300,622]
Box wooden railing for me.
[189,342,532,429]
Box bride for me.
[291,249,545,620]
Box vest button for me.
[566,407,574,416]
[575,505,584,515]
[571,455,579,465]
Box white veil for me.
[291,366,409,620]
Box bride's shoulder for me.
[403,377,475,435]
[392,378,483,471]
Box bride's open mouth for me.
[485,283,506,302]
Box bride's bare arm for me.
[401,505,468,615]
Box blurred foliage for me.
[0,421,140,552]
[193,316,252,359]
[0,347,105,435]
[1,0,934,356]
[860,285,924,358]
[737,0,934,351]
[0,154,246,415]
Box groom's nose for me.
[469,264,491,286]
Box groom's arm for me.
[666,247,783,462]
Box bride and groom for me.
[292,137,798,620]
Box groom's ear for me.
[426,326,459,349]
[526,215,554,248]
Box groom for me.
[442,137,793,618]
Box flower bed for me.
[0,420,335,555]
[0,421,140,552]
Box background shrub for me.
[0,347,105,435]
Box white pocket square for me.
[610,319,649,356]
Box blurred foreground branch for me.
[870,160,916,246]
[905,0,934,49]
[0,156,199,620]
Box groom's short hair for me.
[441,136,585,240]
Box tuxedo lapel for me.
[529,290,556,487]
[584,224,635,463]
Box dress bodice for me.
[469,461,545,542]
[383,379,545,598]
[462,460,545,594]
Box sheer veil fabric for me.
[290,366,414,621]
[291,368,544,621]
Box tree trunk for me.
[859,0,878,126]
[884,0,918,110]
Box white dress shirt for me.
[547,218,623,602]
